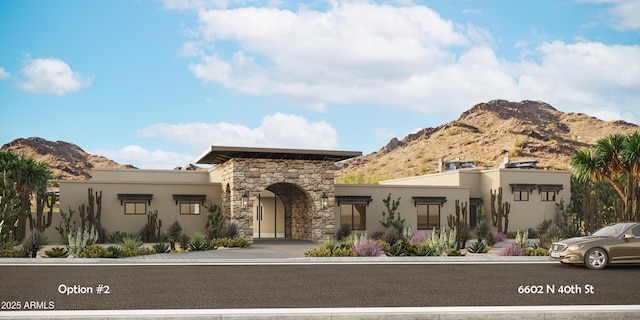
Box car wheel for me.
[585,248,608,270]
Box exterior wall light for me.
[321,192,328,209]
[241,191,249,209]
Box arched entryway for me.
[252,182,313,240]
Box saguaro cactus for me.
[79,188,102,231]
[30,190,55,232]
[490,187,511,234]
[447,200,468,250]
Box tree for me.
[571,132,640,222]
[0,150,52,240]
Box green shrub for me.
[107,231,131,244]
[153,242,170,254]
[189,231,211,251]
[44,247,69,258]
[22,231,49,258]
[106,245,124,258]
[447,249,465,256]
[119,234,143,252]
[335,223,351,241]
[405,243,434,256]
[466,241,489,253]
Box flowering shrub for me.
[352,238,383,257]
[497,244,525,256]
[493,232,507,243]
[409,231,429,245]
[369,230,386,240]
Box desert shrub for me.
[375,239,390,252]
[352,238,383,257]
[22,231,49,258]
[485,232,497,247]
[44,247,69,258]
[526,247,549,256]
[493,232,507,243]
[409,231,429,245]
[385,242,408,256]
[497,244,525,256]
[515,229,529,248]
[153,242,170,254]
[405,243,435,256]
[320,238,340,251]
[474,219,491,242]
[466,241,489,253]
[119,234,143,252]
[0,248,25,258]
[167,220,183,250]
[189,231,211,251]
[94,222,110,244]
[106,245,124,258]
[380,228,402,246]
[218,223,239,239]
[332,247,357,257]
[304,247,332,257]
[369,230,385,240]
[335,223,352,241]
[107,231,132,244]
[210,237,250,248]
[77,245,110,258]
[539,224,563,249]
[178,234,190,249]
[447,249,464,256]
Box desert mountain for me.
[336,100,639,183]
[1,137,136,180]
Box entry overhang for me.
[195,146,362,164]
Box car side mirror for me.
[623,233,634,239]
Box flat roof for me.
[195,146,362,164]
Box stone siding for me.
[217,158,336,242]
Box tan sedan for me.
[549,222,640,269]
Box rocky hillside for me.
[336,100,639,183]
[1,137,136,180]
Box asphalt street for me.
[1,262,638,311]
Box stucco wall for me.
[57,169,221,244]
[334,184,470,234]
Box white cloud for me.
[18,57,92,95]
[173,1,640,122]
[374,128,396,140]
[136,113,339,152]
[90,145,196,170]
[585,0,640,30]
[513,41,640,122]
[0,67,10,80]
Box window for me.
[118,194,153,215]
[514,190,529,201]
[340,203,366,230]
[179,202,201,215]
[124,202,146,215]
[417,203,440,229]
[541,191,556,202]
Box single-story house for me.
[51,146,570,243]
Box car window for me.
[630,226,640,237]
[593,224,622,237]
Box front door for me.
[253,191,285,239]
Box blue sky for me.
[1,0,639,169]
